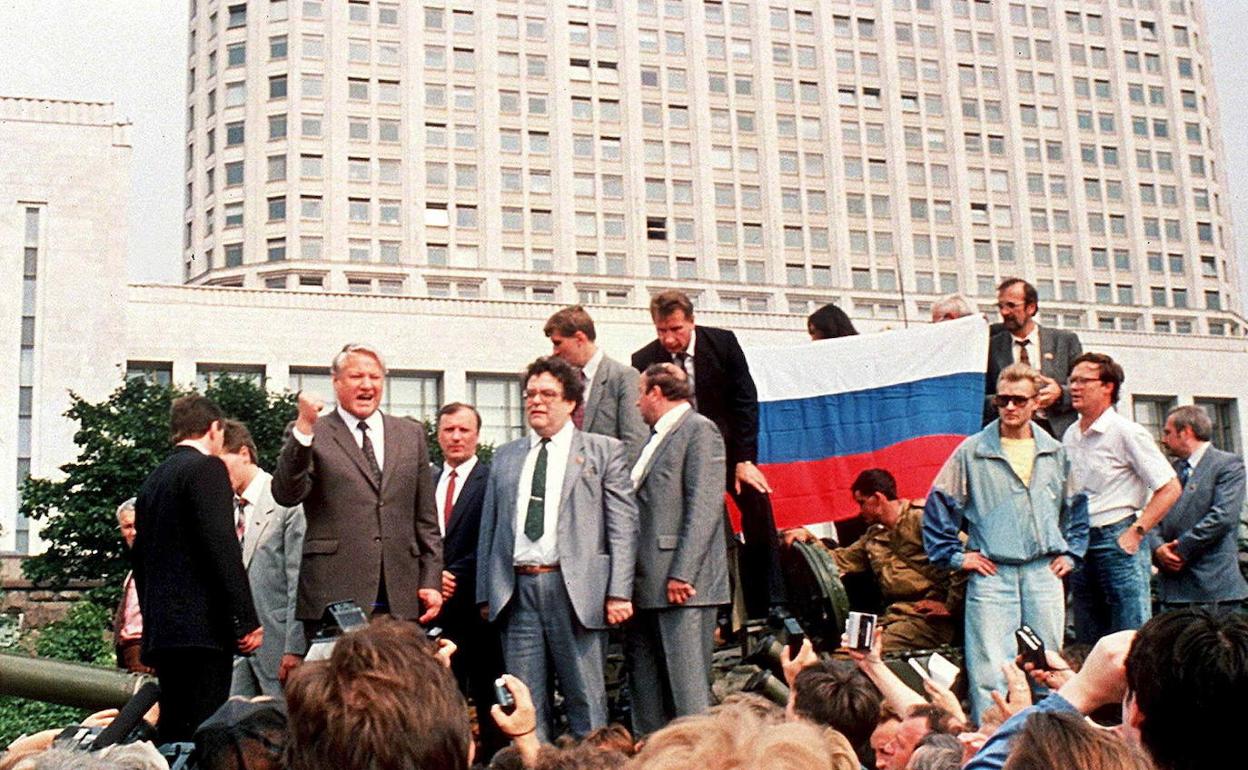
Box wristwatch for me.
[1132,523,1147,538]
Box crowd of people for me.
[4,280,1247,770]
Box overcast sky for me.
[3,0,1248,297]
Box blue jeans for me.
[964,559,1065,724]
[1070,517,1152,644]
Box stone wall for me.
[0,555,94,632]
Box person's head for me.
[930,295,974,323]
[532,743,628,770]
[637,363,692,426]
[1069,352,1124,413]
[285,617,472,770]
[192,695,290,770]
[994,363,1042,433]
[331,343,386,420]
[1002,710,1152,770]
[544,306,598,367]
[170,394,226,453]
[219,419,261,495]
[523,357,584,438]
[996,279,1038,335]
[791,660,882,763]
[437,403,481,468]
[115,497,137,549]
[1161,405,1213,459]
[905,734,963,770]
[877,706,951,770]
[649,291,696,355]
[580,724,636,757]
[631,703,859,770]
[1123,608,1248,770]
[850,470,900,527]
[870,718,901,770]
[807,303,858,341]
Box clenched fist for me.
[295,391,326,435]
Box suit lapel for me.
[380,413,402,496]
[559,431,587,516]
[244,475,277,568]
[1039,330,1058,379]
[446,461,487,539]
[991,334,1013,373]
[326,411,381,493]
[637,409,692,487]
[583,363,608,431]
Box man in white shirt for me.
[476,356,638,740]
[1063,352,1181,643]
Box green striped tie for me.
[524,439,550,541]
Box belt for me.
[514,564,561,575]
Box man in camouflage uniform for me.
[791,469,961,652]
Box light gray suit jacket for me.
[476,429,639,630]
[1152,446,1248,603]
[233,471,306,693]
[633,409,730,610]
[584,355,649,466]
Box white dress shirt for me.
[292,405,385,471]
[1009,325,1041,365]
[435,455,479,537]
[236,469,270,546]
[1186,441,1210,470]
[581,348,605,405]
[630,401,691,487]
[513,420,574,566]
[1062,407,1178,528]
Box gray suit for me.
[627,408,729,735]
[583,355,649,466]
[984,325,1082,437]
[231,471,307,697]
[1152,445,1248,605]
[476,428,638,739]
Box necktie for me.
[674,352,697,408]
[1017,339,1031,366]
[443,468,458,530]
[234,496,246,544]
[572,369,587,429]
[524,439,550,541]
[1176,459,1191,487]
[358,420,382,487]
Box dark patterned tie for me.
[674,351,697,408]
[1176,459,1191,487]
[572,369,587,429]
[524,439,550,541]
[357,421,382,487]
[1017,339,1031,366]
[443,468,457,530]
[234,496,246,545]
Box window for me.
[468,374,524,444]
[1195,399,1240,454]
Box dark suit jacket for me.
[1153,446,1248,603]
[632,325,760,476]
[133,446,259,663]
[272,410,442,621]
[984,325,1082,437]
[433,460,490,623]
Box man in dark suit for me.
[1154,405,1248,611]
[133,395,262,743]
[984,278,1082,437]
[631,289,785,619]
[627,363,729,735]
[272,343,442,640]
[545,305,649,465]
[432,402,506,759]
[477,356,638,740]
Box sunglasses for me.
[993,394,1034,408]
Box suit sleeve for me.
[476,470,499,607]
[271,422,315,507]
[669,421,727,585]
[412,429,443,590]
[1176,455,1247,561]
[720,329,760,465]
[283,504,308,655]
[613,365,650,466]
[191,457,259,637]
[602,439,640,600]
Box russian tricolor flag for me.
[742,315,989,529]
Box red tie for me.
[443,469,457,530]
[235,496,246,544]
[572,369,587,429]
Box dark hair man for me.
[984,278,1083,438]
[476,356,638,740]
[134,395,262,742]
[626,363,729,735]
[1153,404,1247,611]
[545,305,648,465]
[790,660,882,765]
[272,343,443,642]
[631,290,786,620]
[432,402,507,759]
[219,419,307,697]
[1063,352,1181,643]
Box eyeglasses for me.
[524,388,564,402]
[997,301,1026,311]
[993,394,1034,408]
[1066,376,1104,387]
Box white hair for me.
[330,343,387,376]
[115,497,137,522]
[931,294,975,320]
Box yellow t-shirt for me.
[1000,437,1036,487]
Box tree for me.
[20,376,295,601]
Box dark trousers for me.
[152,648,233,743]
[732,484,786,617]
[443,599,508,761]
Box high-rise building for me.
[182,0,1240,335]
